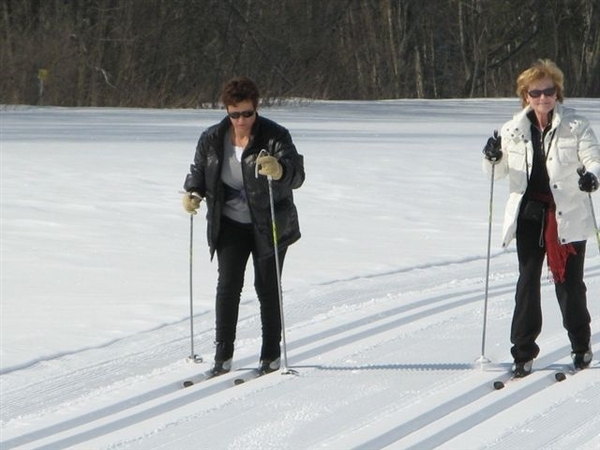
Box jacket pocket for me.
[555,137,579,163]
[507,142,527,169]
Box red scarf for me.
[544,205,576,283]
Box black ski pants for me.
[214,216,285,360]
[511,217,591,363]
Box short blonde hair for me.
[516,59,564,107]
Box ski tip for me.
[183,380,194,388]
[555,371,566,382]
[493,380,505,390]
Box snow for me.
[1,99,599,449]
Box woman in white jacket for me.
[483,59,600,377]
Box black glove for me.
[483,130,502,162]
[577,167,599,193]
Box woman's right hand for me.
[483,130,502,162]
[182,192,202,214]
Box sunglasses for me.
[228,110,255,119]
[527,87,556,98]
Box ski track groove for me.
[480,373,600,450]
[2,258,600,449]
[1,261,514,422]
[381,358,600,450]
[322,342,600,450]
[2,280,502,448]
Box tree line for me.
[1,0,599,107]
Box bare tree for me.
[1,0,598,106]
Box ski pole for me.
[577,167,600,253]
[257,149,296,375]
[477,161,495,366]
[266,176,296,375]
[187,195,203,363]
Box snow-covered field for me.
[1,99,599,449]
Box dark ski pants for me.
[511,218,591,363]
[214,217,285,361]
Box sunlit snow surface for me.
[2,99,599,449]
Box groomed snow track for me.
[2,254,600,450]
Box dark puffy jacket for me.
[183,114,305,259]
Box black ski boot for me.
[512,360,533,378]
[259,340,280,374]
[572,350,592,370]
[258,357,281,375]
[209,342,234,377]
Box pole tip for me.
[187,355,203,363]
[475,356,492,366]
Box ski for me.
[233,369,265,385]
[181,371,213,388]
[181,369,231,388]
[492,369,569,390]
[492,357,598,390]
[555,371,567,382]
[492,374,522,390]
[551,364,590,380]
[182,368,262,388]
[233,365,299,385]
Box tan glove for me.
[256,155,283,180]
[182,192,202,214]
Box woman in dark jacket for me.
[182,76,305,376]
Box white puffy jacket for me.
[483,103,600,248]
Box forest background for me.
[1,0,599,108]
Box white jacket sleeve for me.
[574,117,600,181]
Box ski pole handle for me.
[179,190,203,200]
[255,149,269,179]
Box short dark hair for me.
[221,76,260,109]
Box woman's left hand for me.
[578,168,599,193]
[257,155,283,180]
